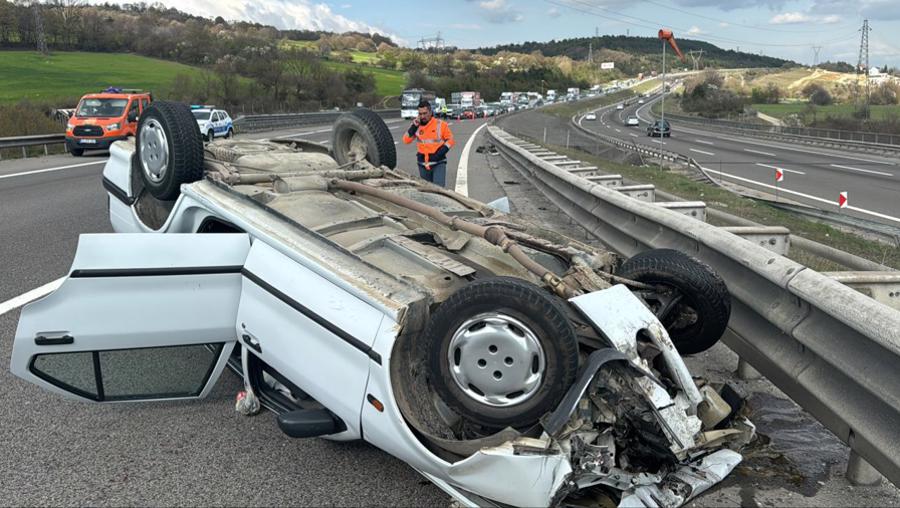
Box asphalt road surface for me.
[0,114,497,506]
[577,94,900,228]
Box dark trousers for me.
[418,161,447,187]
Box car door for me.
[11,233,250,402]
[213,112,225,136]
[236,240,386,438]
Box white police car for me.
[192,106,234,142]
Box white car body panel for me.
[237,240,387,439]
[11,233,249,402]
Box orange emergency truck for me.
[66,88,152,156]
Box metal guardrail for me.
[649,111,900,155]
[234,108,398,133]
[0,133,67,160]
[488,125,900,487]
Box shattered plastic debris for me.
[235,389,261,416]
[618,449,743,507]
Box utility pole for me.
[857,19,871,119]
[588,42,592,63]
[33,3,47,55]
[812,46,822,68]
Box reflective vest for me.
[403,117,455,162]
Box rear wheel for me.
[70,148,84,157]
[136,101,204,201]
[616,249,731,355]
[426,277,579,429]
[207,130,214,143]
[331,108,396,169]
[225,128,233,139]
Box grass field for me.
[0,50,204,104]
[322,60,405,97]
[752,103,900,121]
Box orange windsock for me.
[658,29,686,62]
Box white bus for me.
[401,89,436,119]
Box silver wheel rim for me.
[139,119,169,184]
[447,312,545,407]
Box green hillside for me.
[322,60,405,97]
[0,51,204,104]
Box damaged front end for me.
[407,285,754,508]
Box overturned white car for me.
[11,103,753,507]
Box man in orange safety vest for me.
[402,99,455,187]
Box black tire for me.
[616,249,731,355]
[425,277,579,429]
[70,148,84,157]
[331,108,396,169]
[207,130,215,143]
[136,101,204,201]
[225,128,233,139]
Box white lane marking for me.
[829,163,894,177]
[0,160,106,180]
[678,124,897,165]
[614,128,621,133]
[700,165,900,225]
[744,148,777,157]
[394,141,399,145]
[755,163,805,175]
[651,140,667,145]
[694,139,715,145]
[629,133,638,138]
[0,276,65,317]
[690,148,716,156]
[454,122,489,197]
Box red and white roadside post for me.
[839,191,848,210]
[774,167,784,202]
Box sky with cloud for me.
[105,0,900,66]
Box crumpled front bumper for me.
[436,285,754,508]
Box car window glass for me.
[30,344,223,401]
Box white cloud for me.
[770,12,810,24]
[340,3,351,8]
[547,7,561,18]
[687,25,703,34]
[450,23,483,30]
[95,0,397,39]
[467,0,524,23]
[718,22,729,27]
[770,10,845,25]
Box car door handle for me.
[35,334,74,346]
[242,333,262,353]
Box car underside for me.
[14,104,754,507]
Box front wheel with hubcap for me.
[136,101,204,201]
[425,277,579,429]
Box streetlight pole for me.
[660,39,666,166]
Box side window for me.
[196,216,243,234]
[30,344,224,401]
[141,98,149,111]
[215,112,224,121]
[126,101,139,122]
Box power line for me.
[417,32,444,51]
[688,49,703,71]
[641,0,855,34]
[544,0,859,49]
[812,46,822,67]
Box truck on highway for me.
[66,87,152,157]
[546,90,557,103]
[458,91,481,109]
[499,91,516,106]
[566,87,580,101]
[401,88,435,119]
